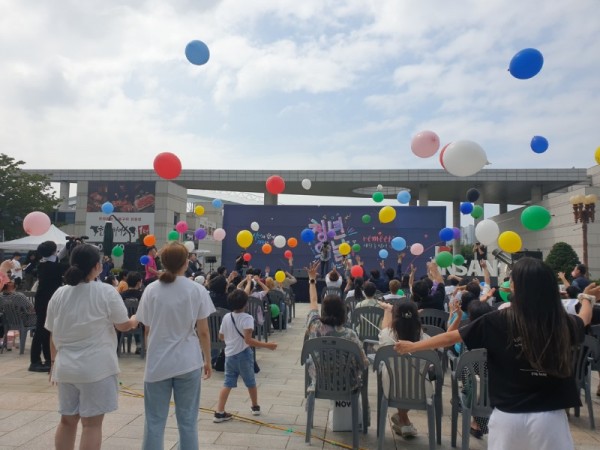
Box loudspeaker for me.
[123,243,145,271]
[206,256,217,264]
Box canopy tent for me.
[0,225,69,251]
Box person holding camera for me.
[473,242,487,262]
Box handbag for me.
[212,349,226,372]
[231,314,260,374]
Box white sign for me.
[440,259,502,277]
[85,212,154,244]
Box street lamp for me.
[569,194,597,267]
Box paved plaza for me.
[1,303,599,449]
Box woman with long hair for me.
[135,242,214,450]
[45,244,138,450]
[395,257,599,449]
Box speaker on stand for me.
[205,256,217,273]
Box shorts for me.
[57,375,119,417]
[224,347,256,389]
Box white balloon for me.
[250,221,260,231]
[301,178,312,190]
[442,140,488,177]
[377,184,383,191]
[184,241,195,252]
[273,235,286,248]
[475,219,500,245]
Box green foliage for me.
[0,154,59,240]
[544,242,580,280]
[460,244,474,262]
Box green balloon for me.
[372,192,384,203]
[270,303,280,318]
[435,251,453,268]
[471,205,484,219]
[499,280,511,302]
[167,230,179,241]
[521,205,551,231]
[352,243,361,252]
[453,254,465,266]
[111,245,124,257]
[361,214,371,224]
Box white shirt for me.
[11,259,22,278]
[325,274,343,288]
[562,299,579,315]
[136,276,215,383]
[45,282,129,383]
[219,311,254,357]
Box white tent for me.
[0,225,69,251]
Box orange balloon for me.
[262,243,272,254]
[143,235,156,247]
[287,237,298,248]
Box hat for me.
[194,275,205,285]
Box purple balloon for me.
[452,227,461,240]
[327,230,336,239]
[194,228,207,240]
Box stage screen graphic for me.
[222,205,446,278]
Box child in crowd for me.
[214,289,278,422]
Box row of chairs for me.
[0,302,36,355]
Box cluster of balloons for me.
[153,152,182,180]
[23,211,51,236]
[460,189,484,219]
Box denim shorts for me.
[224,347,256,388]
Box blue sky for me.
[1,0,599,221]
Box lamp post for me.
[569,194,597,267]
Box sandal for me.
[470,427,483,439]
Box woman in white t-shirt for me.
[135,242,215,450]
[45,244,138,450]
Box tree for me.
[0,154,59,241]
[544,242,580,281]
[460,244,474,262]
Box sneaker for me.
[213,412,233,423]
[400,424,418,438]
[251,405,261,416]
[28,363,50,373]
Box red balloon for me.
[439,143,450,170]
[350,265,363,278]
[153,152,182,180]
[243,252,252,262]
[266,175,285,195]
[284,250,293,259]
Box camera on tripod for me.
[65,235,89,253]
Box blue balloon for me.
[439,227,454,242]
[140,255,150,265]
[509,48,544,80]
[391,237,407,251]
[530,135,549,154]
[396,190,411,204]
[460,202,474,214]
[185,40,210,65]
[212,199,223,209]
[101,202,114,214]
[300,228,315,243]
[379,249,389,259]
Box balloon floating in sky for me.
[530,136,549,154]
[397,190,411,204]
[460,202,474,214]
[175,221,188,233]
[300,228,315,243]
[361,214,372,224]
[143,235,156,246]
[273,235,286,248]
[350,265,363,278]
[595,146,600,165]
[439,227,454,242]
[475,219,500,245]
[236,230,253,249]
[185,40,210,65]
[266,175,286,195]
[101,202,114,215]
[440,140,488,177]
[466,188,480,203]
[153,152,182,180]
[435,251,453,268]
[379,206,396,223]
[213,228,226,241]
[498,231,522,253]
[194,205,205,216]
[287,237,297,248]
[167,230,179,241]
[453,254,465,266]
[140,255,150,265]
[194,228,207,240]
[184,241,195,252]
[379,249,389,259]
[212,198,223,209]
[509,48,544,80]
[410,243,424,256]
[243,252,252,262]
[411,130,440,158]
[250,221,260,231]
[262,243,272,254]
[301,178,312,190]
[372,191,384,203]
[471,205,484,219]
[521,205,552,231]
[338,243,351,256]
[391,237,406,251]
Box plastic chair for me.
[351,306,385,353]
[207,308,229,353]
[573,335,596,429]
[344,296,357,327]
[0,301,36,355]
[450,349,491,449]
[247,296,269,342]
[321,286,342,300]
[419,309,450,331]
[117,298,145,358]
[372,345,443,450]
[266,290,287,331]
[301,337,369,450]
[282,287,296,319]
[422,324,450,372]
[589,325,600,372]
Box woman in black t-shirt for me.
[395,257,599,450]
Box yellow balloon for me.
[275,270,286,283]
[595,146,600,165]
[498,231,522,253]
[339,242,351,256]
[379,205,397,224]
[194,205,205,216]
[236,229,253,249]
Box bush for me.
[544,242,580,281]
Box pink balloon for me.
[411,130,440,158]
[410,243,424,256]
[213,228,226,241]
[23,211,51,236]
[175,221,188,233]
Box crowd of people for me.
[1,239,600,450]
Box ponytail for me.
[158,242,188,284]
[64,245,100,286]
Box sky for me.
[1,0,599,220]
